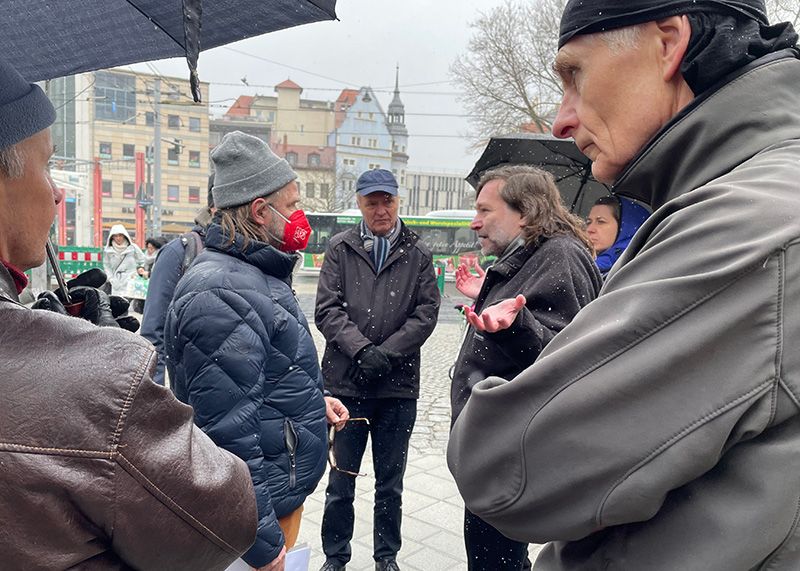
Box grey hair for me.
[598,24,645,53]
[0,144,24,179]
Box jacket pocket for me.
[284,418,298,489]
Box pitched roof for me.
[226,95,254,117]
[275,79,302,91]
[335,89,359,128]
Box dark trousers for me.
[321,397,416,565]
[464,508,531,570]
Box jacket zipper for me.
[284,418,298,489]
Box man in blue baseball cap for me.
[449,1,800,569]
[0,57,257,568]
[315,169,440,571]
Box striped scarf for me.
[360,219,401,273]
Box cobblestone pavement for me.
[290,274,543,570]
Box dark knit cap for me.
[559,0,768,48]
[0,58,56,149]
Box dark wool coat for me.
[165,223,327,568]
[315,223,441,399]
[451,235,602,422]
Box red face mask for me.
[270,206,312,252]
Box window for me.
[306,182,315,198]
[286,152,298,166]
[145,145,154,163]
[122,144,135,160]
[368,163,381,170]
[308,153,320,167]
[369,112,374,120]
[101,180,112,197]
[343,158,356,167]
[350,136,361,146]
[167,184,180,202]
[188,186,200,203]
[94,71,136,123]
[168,147,179,166]
[368,138,377,148]
[99,142,112,159]
[123,181,135,199]
[145,111,154,126]
[189,117,201,132]
[320,183,330,198]
[168,114,181,129]
[189,150,200,168]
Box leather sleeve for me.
[111,367,257,570]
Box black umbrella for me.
[466,133,610,217]
[2,0,337,102]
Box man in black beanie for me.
[0,58,257,568]
[449,2,800,569]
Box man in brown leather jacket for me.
[0,57,258,569]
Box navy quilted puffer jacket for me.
[165,223,327,568]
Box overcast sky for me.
[127,0,509,175]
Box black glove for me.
[354,344,392,381]
[31,270,139,332]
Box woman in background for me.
[586,195,649,276]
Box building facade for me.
[215,80,337,212]
[51,69,211,246]
[404,169,475,216]
[329,78,409,211]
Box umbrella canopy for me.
[466,133,611,217]
[2,0,337,101]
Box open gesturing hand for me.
[455,258,486,300]
[463,294,526,333]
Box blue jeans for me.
[321,397,416,565]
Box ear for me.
[654,15,691,82]
[250,197,270,226]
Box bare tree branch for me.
[451,0,566,148]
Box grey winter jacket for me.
[315,223,440,399]
[448,51,800,570]
[451,236,601,423]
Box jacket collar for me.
[0,263,21,303]
[613,50,800,210]
[342,221,418,273]
[487,239,542,280]
[204,223,297,280]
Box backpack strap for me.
[179,231,205,276]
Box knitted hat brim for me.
[0,84,56,149]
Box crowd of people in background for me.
[3,0,800,570]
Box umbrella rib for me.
[303,0,338,19]
[124,0,186,51]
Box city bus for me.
[301,210,480,278]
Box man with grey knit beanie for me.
[166,130,349,571]
[448,1,800,569]
[315,169,440,571]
